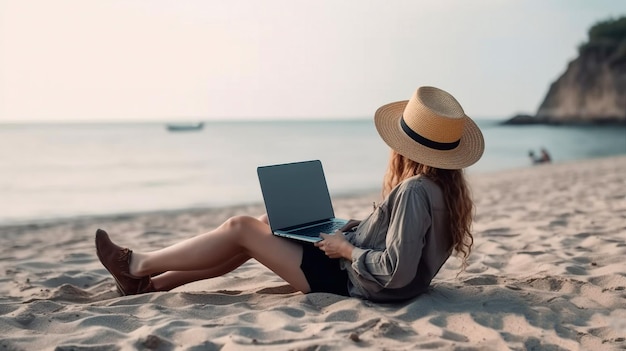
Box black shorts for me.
[300,243,349,296]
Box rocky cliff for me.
[505,17,626,125]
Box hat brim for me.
[374,100,485,170]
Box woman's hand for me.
[315,231,354,259]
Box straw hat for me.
[374,86,484,170]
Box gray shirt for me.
[341,175,453,302]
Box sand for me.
[1,155,625,351]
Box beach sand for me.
[1,155,625,350]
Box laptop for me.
[257,160,348,243]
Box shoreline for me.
[1,153,623,230]
[1,154,625,350]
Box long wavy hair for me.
[382,150,474,271]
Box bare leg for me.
[150,253,249,291]
[147,214,272,291]
[128,215,311,293]
[257,213,269,224]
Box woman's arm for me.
[350,184,431,289]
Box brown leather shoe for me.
[95,229,155,296]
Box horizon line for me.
[0,115,507,125]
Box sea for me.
[1,119,625,225]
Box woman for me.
[95,86,484,302]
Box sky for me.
[1,0,625,122]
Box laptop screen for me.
[257,160,335,231]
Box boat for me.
[166,122,204,132]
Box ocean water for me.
[0,119,624,225]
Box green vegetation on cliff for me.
[579,16,626,63]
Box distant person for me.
[94,86,485,302]
[539,148,552,163]
[528,148,551,165]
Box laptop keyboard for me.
[288,221,345,237]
